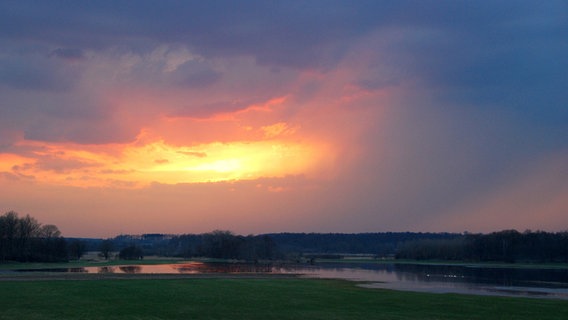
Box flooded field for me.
[286,263,568,300]
[14,262,274,275]
[14,261,568,300]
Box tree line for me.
[4,211,567,264]
[109,230,280,261]
[267,232,460,256]
[99,231,462,261]
[395,230,568,263]
[130,230,568,263]
[0,212,281,262]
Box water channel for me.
[15,262,568,300]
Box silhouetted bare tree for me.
[119,245,143,260]
[68,239,87,260]
[99,239,114,260]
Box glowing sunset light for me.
[188,159,242,173]
[0,154,32,172]
[1,2,566,237]
[0,136,330,188]
[130,139,329,184]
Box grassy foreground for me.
[2,278,568,320]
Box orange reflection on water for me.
[82,262,274,274]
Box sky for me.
[0,1,567,238]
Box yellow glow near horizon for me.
[189,159,242,173]
[0,138,331,188]
[123,139,326,184]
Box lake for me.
[15,261,568,300]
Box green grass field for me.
[2,278,567,320]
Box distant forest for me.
[395,230,568,263]
[88,231,460,261]
[2,211,568,263]
[85,230,568,264]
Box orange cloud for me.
[261,122,298,139]
[0,134,332,189]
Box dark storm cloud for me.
[2,1,565,96]
[0,53,77,91]
[172,61,222,88]
[0,0,385,68]
[2,1,565,71]
[383,1,568,125]
[1,0,566,148]
[120,51,223,88]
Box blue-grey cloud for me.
[0,1,565,139]
[0,1,386,68]
[0,53,77,91]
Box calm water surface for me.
[17,262,568,300]
[284,263,568,300]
